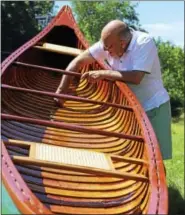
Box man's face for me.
[101,34,125,58]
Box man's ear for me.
[120,40,125,47]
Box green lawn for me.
[164,115,184,215]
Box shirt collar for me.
[126,28,136,51]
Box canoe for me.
[1,6,168,215]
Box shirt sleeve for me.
[132,36,157,73]
[88,41,106,62]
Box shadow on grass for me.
[168,185,185,215]
[172,113,184,124]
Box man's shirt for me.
[88,29,169,111]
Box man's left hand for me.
[81,70,105,83]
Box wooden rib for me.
[3,139,148,166]
[1,89,139,149]
[34,43,83,56]
[1,113,139,148]
[12,156,148,182]
[3,140,31,147]
[13,61,81,77]
[110,154,148,166]
[20,171,140,192]
[2,84,133,111]
[1,122,142,160]
[1,113,144,142]
[30,183,145,202]
[27,181,146,199]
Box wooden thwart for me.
[4,139,148,166]
[6,140,148,182]
[12,156,148,182]
[2,84,133,111]
[1,113,144,142]
[13,61,81,77]
[34,43,83,56]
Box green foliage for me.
[1,1,54,53]
[164,115,184,214]
[155,38,184,118]
[71,0,141,44]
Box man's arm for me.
[81,36,156,85]
[54,50,96,106]
[56,50,95,95]
[81,70,145,85]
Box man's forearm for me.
[56,59,81,94]
[100,70,145,84]
[56,50,95,95]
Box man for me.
[55,20,172,160]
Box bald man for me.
[55,20,172,160]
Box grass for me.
[164,114,184,215]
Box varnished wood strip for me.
[27,181,145,199]
[21,173,126,192]
[111,154,148,166]
[2,84,133,111]
[16,165,123,182]
[1,114,144,142]
[12,156,148,182]
[33,191,135,208]
[14,61,81,77]
[34,43,83,56]
[4,139,147,165]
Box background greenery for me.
[1,1,54,54]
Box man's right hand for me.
[54,97,64,107]
[54,50,95,107]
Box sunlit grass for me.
[164,114,184,215]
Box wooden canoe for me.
[1,6,168,215]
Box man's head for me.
[101,20,132,57]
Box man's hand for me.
[54,97,65,107]
[81,70,105,83]
[82,70,145,84]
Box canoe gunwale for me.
[116,81,168,214]
[1,5,168,215]
[2,143,53,214]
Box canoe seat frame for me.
[4,140,149,182]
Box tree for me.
[1,1,54,55]
[155,38,184,118]
[71,0,142,44]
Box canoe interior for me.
[1,6,167,215]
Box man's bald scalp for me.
[101,20,131,41]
